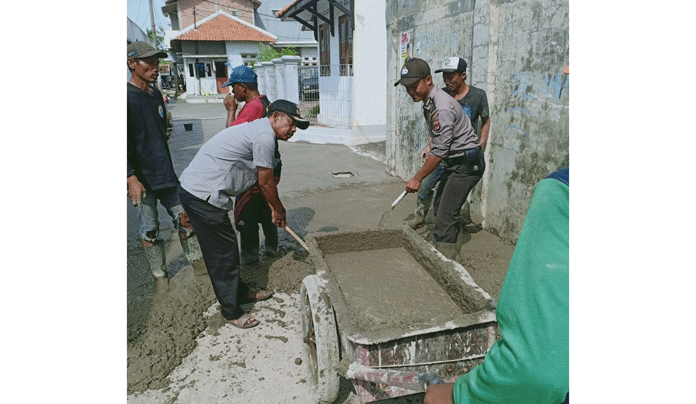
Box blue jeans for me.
[138,186,185,242]
[417,161,445,201]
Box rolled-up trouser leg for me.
[432,163,483,243]
[179,187,248,320]
[142,239,167,278]
[177,212,208,277]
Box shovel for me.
[284,225,309,252]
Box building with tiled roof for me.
[163,9,277,96]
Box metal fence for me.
[297,64,353,128]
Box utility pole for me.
[148,0,163,91]
[149,0,157,47]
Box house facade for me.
[277,0,386,145]
[163,9,277,96]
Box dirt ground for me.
[126,178,515,404]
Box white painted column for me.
[281,55,301,104]
[262,61,275,101]
[254,64,266,95]
[272,58,285,100]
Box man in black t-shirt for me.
[127,41,207,288]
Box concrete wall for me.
[386,0,569,243]
[254,56,301,103]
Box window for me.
[188,63,194,77]
[339,15,353,76]
[319,24,330,76]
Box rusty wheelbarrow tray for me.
[300,226,498,403]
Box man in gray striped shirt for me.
[395,58,485,259]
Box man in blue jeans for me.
[127,41,207,289]
[406,57,490,229]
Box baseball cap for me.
[394,58,431,87]
[267,100,310,130]
[434,57,467,73]
[127,41,168,59]
[222,65,257,87]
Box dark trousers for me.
[179,186,249,320]
[432,159,484,243]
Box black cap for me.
[127,41,168,59]
[267,100,310,130]
[394,58,431,87]
[434,57,467,73]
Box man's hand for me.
[127,175,146,206]
[271,206,287,228]
[406,177,421,193]
[223,93,237,112]
[424,383,454,404]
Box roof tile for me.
[175,14,275,42]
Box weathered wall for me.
[386,0,569,242]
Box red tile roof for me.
[174,13,276,42]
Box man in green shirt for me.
[425,168,569,404]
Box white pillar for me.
[281,55,301,104]
[254,64,265,95]
[262,61,275,101]
[272,58,285,100]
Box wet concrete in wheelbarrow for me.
[127,179,515,404]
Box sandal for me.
[242,289,273,303]
[230,313,259,329]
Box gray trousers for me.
[432,160,484,243]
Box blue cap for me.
[221,65,257,87]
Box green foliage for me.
[306,105,320,119]
[255,44,299,64]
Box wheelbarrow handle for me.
[342,362,444,392]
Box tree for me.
[255,44,299,64]
[146,26,166,50]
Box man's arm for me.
[257,166,286,227]
[479,116,490,148]
[406,154,442,193]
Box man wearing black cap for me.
[127,41,207,288]
[395,58,485,259]
[178,100,309,329]
[406,57,490,228]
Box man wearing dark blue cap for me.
[178,100,309,329]
[222,65,279,264]
[222,65,271,128]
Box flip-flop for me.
[230,313,259,329]
[242,289,273,303]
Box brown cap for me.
[127,41,168,59]
[394,58,431,87]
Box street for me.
[127,100,513,404]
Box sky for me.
[128,0,170,34]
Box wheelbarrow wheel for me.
[300,275,340,404]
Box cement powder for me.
[324,247,463,332]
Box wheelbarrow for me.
[300,226,498,403]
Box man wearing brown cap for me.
[127,41,207,288]
[395,58,485,259]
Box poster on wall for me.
[400,31,413,67]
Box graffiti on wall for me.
[502,68,568,151]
